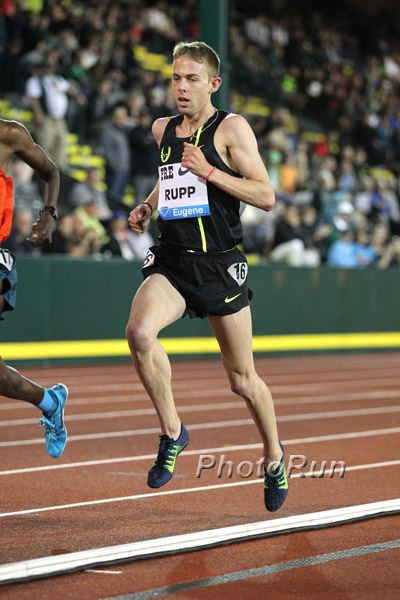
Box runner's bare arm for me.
[128,181,160,234]
[7,121,60,245]
[152,117,171,147]
[181,114,275,211]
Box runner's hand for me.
[27,212,56,246]
[129,204,150,234]
[182,142,211,179]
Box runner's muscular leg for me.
[0,359,43,404]
[125,274,186,439]
[0,279,5,312]
[209,306,282,463]
[0,280,43,404]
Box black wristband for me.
[39,206,58,220]
[140,202,153,217]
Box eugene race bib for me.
[158,163,210,220]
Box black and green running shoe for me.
[147,424,189,488]
[264,441,288,512]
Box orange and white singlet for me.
[0,168,14,244]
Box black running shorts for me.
[141,244,252,319]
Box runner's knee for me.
[228,370,257,400]
[0,360,10,392]
[125,320,157,353]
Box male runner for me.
[127,42,288,511]
[0,118,68,458]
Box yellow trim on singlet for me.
[193,126,203,148]
[192,125,207,252]
[197,216,207,253]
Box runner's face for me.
[172,56,214,115]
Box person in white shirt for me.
[26,60,85,170]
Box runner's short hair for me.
[173,41,220,77]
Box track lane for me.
[1,514,399,600]
[1,353,399,596]
[1,434,399,562]
[1,409,400,471]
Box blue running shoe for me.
[148,424,189,488]
[39,384,68,458]
[264,441,288,512]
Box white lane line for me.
[85,569,122,575]
[271,378,400,393]
[18,353,399,373]
[102,540,400,599]
[15,361,400,382]
[1,427,399,476]
[0,406,400,448]
[1,461,399,518]
[1,388,399,413]
[0,389,231,411]
[0,401,244,427]
[31,376,400,396]
[2,405,400,448]
[18,364,400,384]
[276,390,400,405]
[1,374,398,397]
[278,405,400,421]
[1,499,399,585]
[3,393,400,427]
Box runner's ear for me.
[210,77,222,94]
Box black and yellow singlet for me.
[157,110,242,253]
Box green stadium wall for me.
[1,256,399,363]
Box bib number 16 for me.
[227,262,248,286]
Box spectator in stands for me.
[378,236,400,268]
[241,203,276,257]
[42,213,75,255]
[353,229,377,267]
[1,0,399,267]
[327,229,358,268]
[338,160,357,193]
[69,212,104,257]
[102,211,154,260]
[26,58,85,170]
[12,158,42,214]
[88,77,126,140]
[129,109,159,205]
[269,203,320,267]
[100,104,131,210]
[6,209,36,255]
[143,0,179,52]
[69,167,112,222]
[371,222,391,264]
[301,204,329,262]
[322,199,356,250]
[74,200,109,246]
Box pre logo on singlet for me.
[158,163,211,220]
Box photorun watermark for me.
[195,454,347,479]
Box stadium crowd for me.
[1,0,399,267]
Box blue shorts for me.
[0,249,17,320]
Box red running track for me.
[0,352,399,599]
